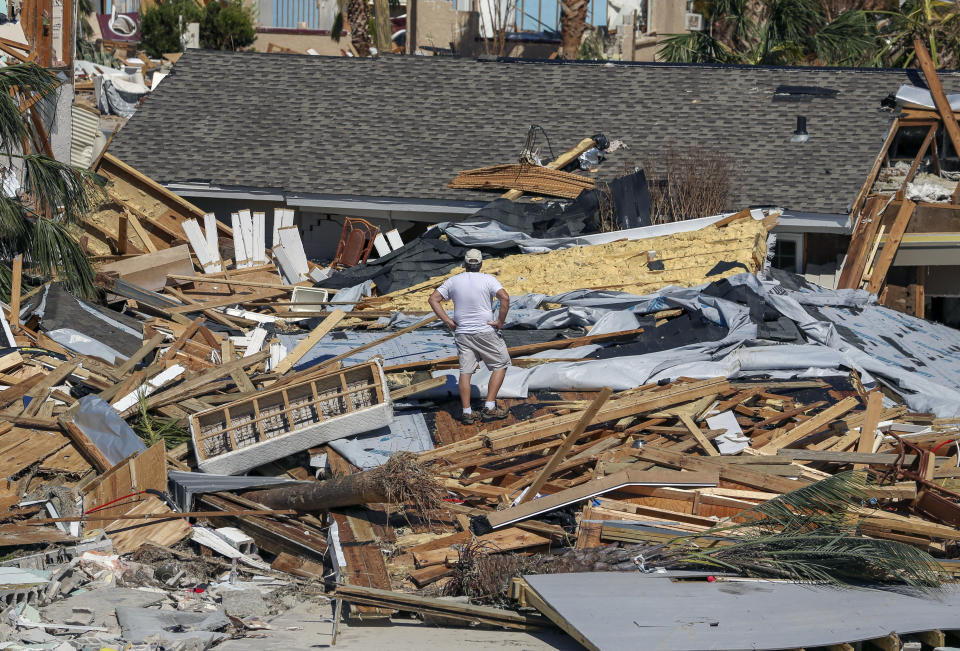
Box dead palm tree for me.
[560,0,589,58]
[0,63,102,300]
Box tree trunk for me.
[347,0,373,56]
[560,0,588,59]
[242,471,388,511]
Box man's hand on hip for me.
[487,320,505,330]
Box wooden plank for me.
[273,309,346,375]
[482,469,718,530]
[866,199,915,294]
[9,254,21,330]
[849,121,899,221]
[125,210,159,253]
[679,413,718,456]
[0,428,68,477]
[634,446,810,494]
[518,387,612,505]
[59,419,113,472]
[777,449,917,465]
[502,137,596,201]
[854,390,884,469]
[758,397,860,453]
[914,38,960,189]
[115,333,165,377]
[389,376,447,400]
[102,495,192,554]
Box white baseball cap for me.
[464,249,483,264]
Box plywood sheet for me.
[39,443,94,476]
[82,442,167,521]
[102,495,191,554]
[0,428,68,478]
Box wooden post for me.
[406,0,417,54]
[517,387,612,504]
[9,253,22,331]
[866,199,915,295]
[914,38,960,190]
[854,391,883,470]
[117,212,128,255]
[373,0,392,52]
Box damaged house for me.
[106,51,960,323]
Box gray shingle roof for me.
[107,50,960,215]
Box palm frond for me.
[0,195,28,241]
[653,472,943,590]
[25,217,95,298]
[21,154,104,224]
[0,64,59,154]
[657,31,742,63]
[813,10,877,66]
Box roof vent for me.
[791,116,809,143]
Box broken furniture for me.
[190,361,393,474]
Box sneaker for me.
[480,405,509,422]
[460,412,478,425]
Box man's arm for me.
[428,289,457,330]
[488,288,509,330]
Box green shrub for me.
[200,0,256,51]
[139,0,203,58]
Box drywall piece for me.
[182,219,222,273]
[523,572,960,651]
[372,233,391,258]
[385,228,403,251]
[113,364,185,412]
[231,213,249,269]
[290,286,330,313]
[100,245,194,292]
[272,243,300,285]
[238,210,254,267]
[190,361,392,475]
[242,327,268,357]
[224,308,277,324]
[278,226,310,281]
[706,410,749,455]
[203,213,218,260]
[252,212,266,264]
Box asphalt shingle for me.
[107,50,960,215]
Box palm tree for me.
[0,63,102,301]
[875,0,960,67]
[659,0,877,66]
[561,0,589,58]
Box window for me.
[773,233,804,274]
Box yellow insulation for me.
[371,218,772,313]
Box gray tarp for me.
[418,273,960,417]
[71,395,146,466]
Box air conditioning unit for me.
[685,12,704,31]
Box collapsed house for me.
[7,40,960,651]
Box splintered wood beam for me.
[915,38,960,182]
[517,386,612,505]
[866,200,916,295]
[501,136,596,201]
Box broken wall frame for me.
[190,361,393,475]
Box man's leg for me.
[459,373,473,410]
[485,368,506,403]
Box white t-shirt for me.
[436,272,504,334]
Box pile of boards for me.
[5,152,960,650]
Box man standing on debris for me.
[428,249,511,424]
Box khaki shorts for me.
[455,330,512,374]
